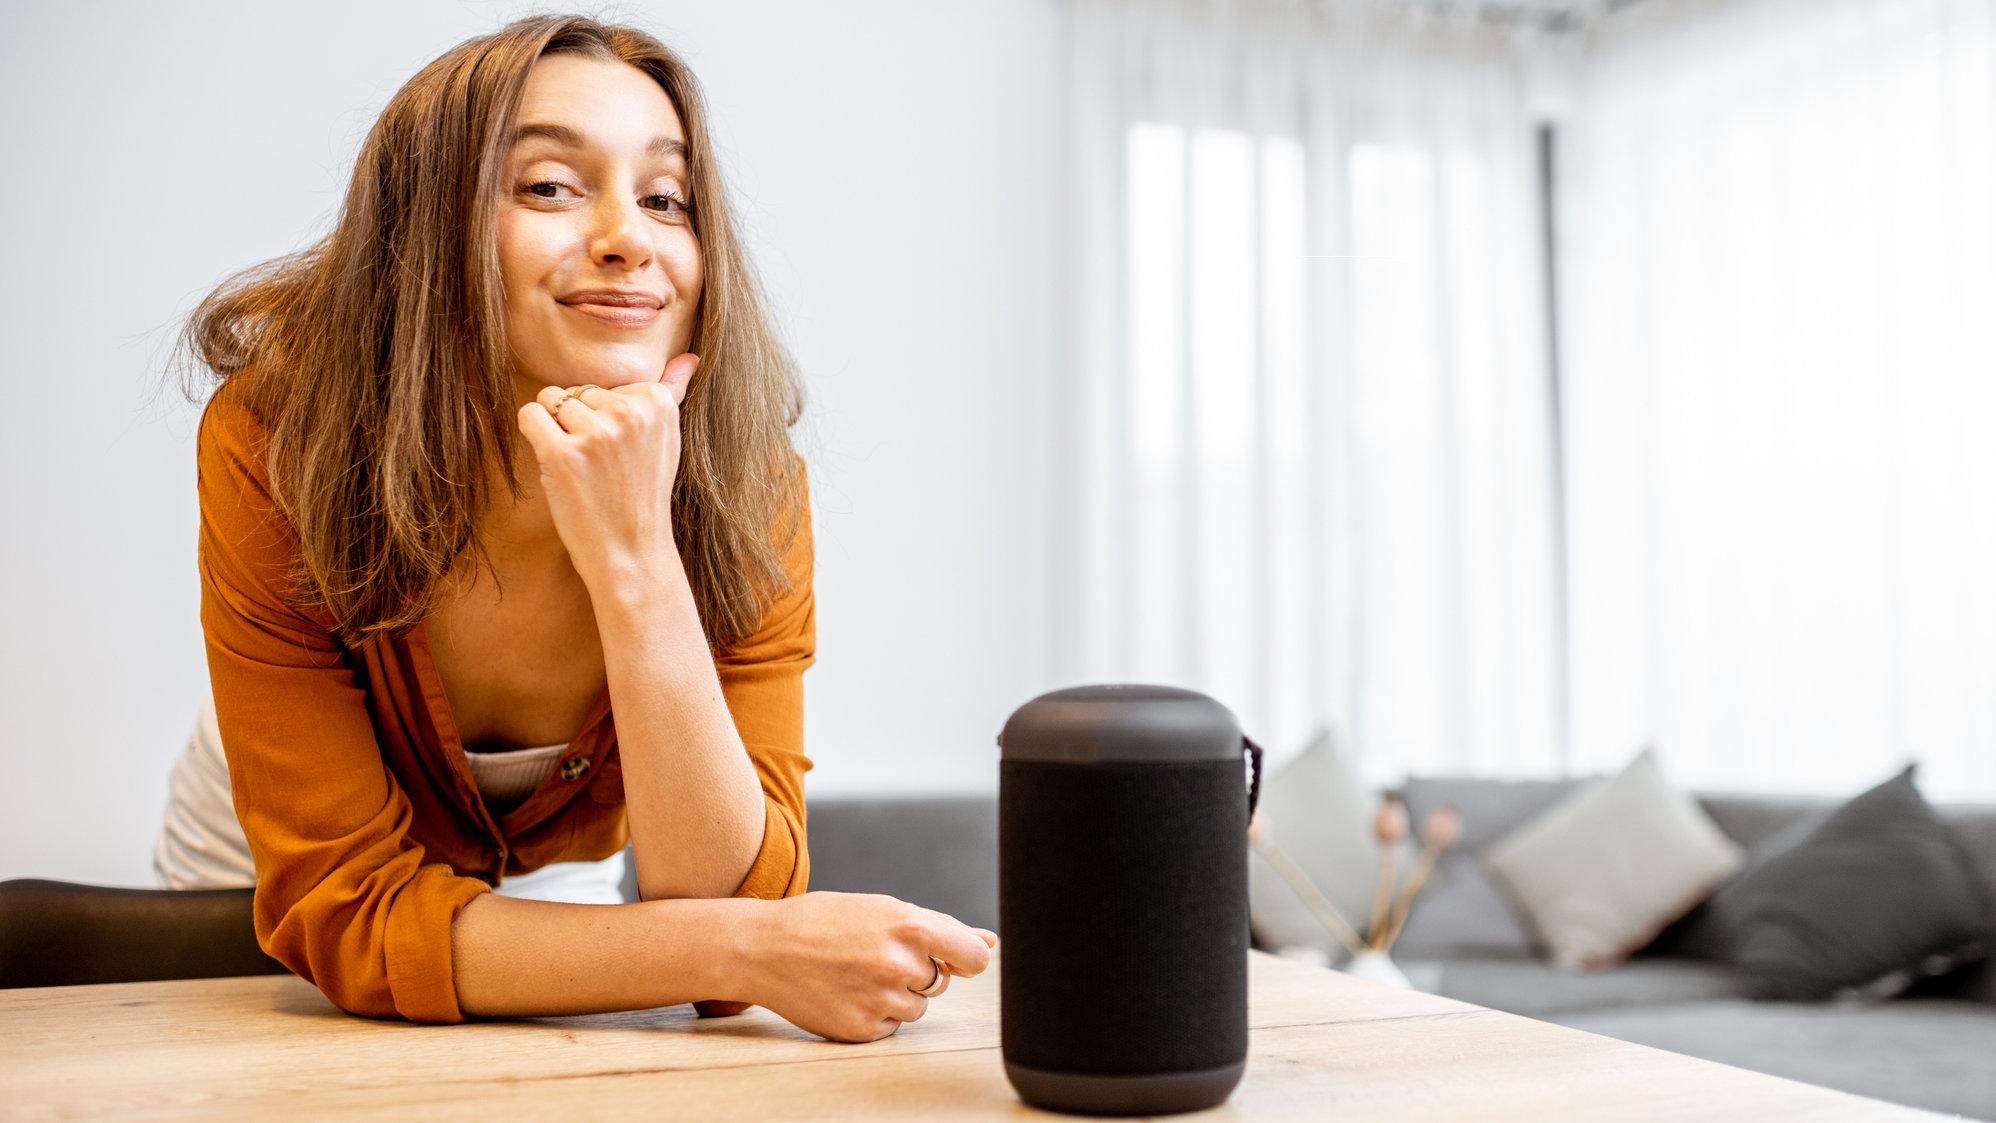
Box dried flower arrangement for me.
[1249,796,1463,959]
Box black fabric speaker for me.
[998,684,1262,1116]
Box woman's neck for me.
[474,435,570,573]
[475,374,573,570]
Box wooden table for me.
[2,950,1940,1120]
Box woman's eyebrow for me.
[510,121,687,160]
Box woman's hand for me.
[739,892,1000,1043]
[516,352,701,591]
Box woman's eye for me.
[521,182,688,218]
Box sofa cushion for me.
[1485,750,1742,970]
[1651,794,1996,980]
[1422,953,1751,1019]
[1947,802,1996,891]
[1682,766,1994,1001]
[1552,998,1996,1120]
[1914,958,1996,1007]
[1692,792,1830,852]
[804,794,999,931]
[1941,801,1996,997]
[1394,775,1586,958]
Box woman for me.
[160,14,994,1040]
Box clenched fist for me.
[515,351,700,590]
[738,892,1000,1043]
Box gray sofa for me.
[1390,778,1996,1120]
[786,788,1996,1120]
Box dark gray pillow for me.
[1647,804,1833,961]
[1674,765,1993,1001]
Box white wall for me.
[0,0,1063,885]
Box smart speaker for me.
[997,684,1262,1116]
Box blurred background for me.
[2,0,1991,887]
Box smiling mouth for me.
[559,300,661,328]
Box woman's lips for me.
[560,300,661,328]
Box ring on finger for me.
[911,957,950,998]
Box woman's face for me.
[497,54,703,398]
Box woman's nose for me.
[587,197,652,270]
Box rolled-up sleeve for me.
[691,453,817,1018]
[196,391,490,1023]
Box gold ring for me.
[911,957,950,998]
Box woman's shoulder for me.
[194,365,290,508]
[194,366,305,577]
[197,366,272,456]
[714,449,814,659]
[770,449,812,583]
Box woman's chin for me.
[562,352,670,389]
[513,338,676,392]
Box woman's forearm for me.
[594,553,767,901]
[451,892,767,1017]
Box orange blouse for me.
[195,374,815,1023]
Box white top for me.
[154,693,626,904]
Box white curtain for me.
[1056,0,1565,782]
[1558,0,1996,799]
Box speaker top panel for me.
[999,684,1242,765]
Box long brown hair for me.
[171,14,807,650]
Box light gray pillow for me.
[1247,728,1407,960]
[1486,749,1742,971]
